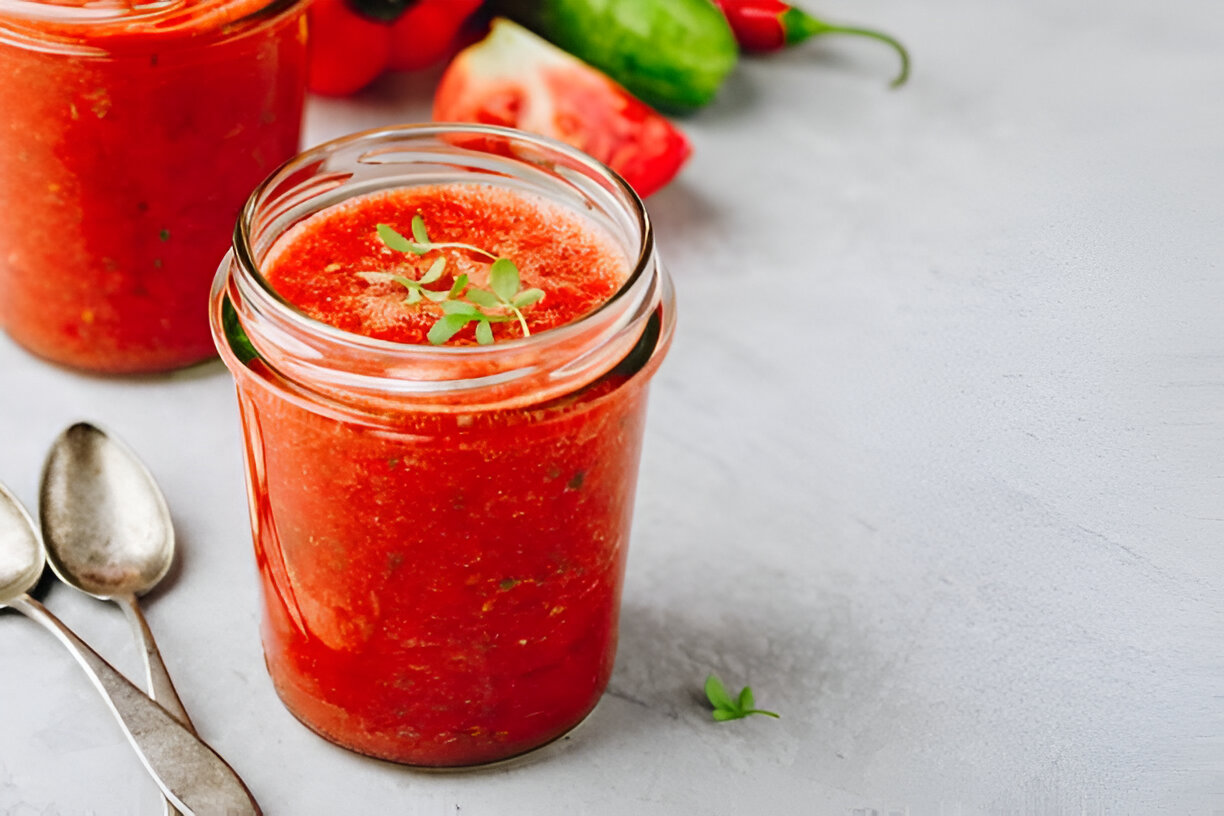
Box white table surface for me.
[2,0,1222,813]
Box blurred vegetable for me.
[309,0,485,95]
[713,0,909,87]
[489,0,737,112]
[434,18,692,197]
[388,0,484,72]
[307,0,392,96]
[346,0,414,23]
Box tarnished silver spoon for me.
[40,422,194,816]
[0,481,260,815]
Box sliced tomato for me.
[433,18,691,198]
[307,0,392,97]
[388,0,484,72]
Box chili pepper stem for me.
[782,7,910,87]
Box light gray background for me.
[1,0,1221,812]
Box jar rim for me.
[0,0,296,39]
[215,123,674,415]
[231,122,655,361]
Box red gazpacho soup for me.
[216,176,671,767]
[0,0,307,373]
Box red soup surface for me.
[0,0,307,373]
[234,183,659,766]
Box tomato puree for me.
[232,183,660,766]
[0,0,307,373]
[263,185,626,344]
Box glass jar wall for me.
[210,125,675,766]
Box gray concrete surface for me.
[1,0,1221,812]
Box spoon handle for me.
[12,595,261,816]
[119,594,196,732]
[118,595,195,816]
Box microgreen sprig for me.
[371,214,544,346]
[377,219,500,261]
[704,674,780,722]
[357,256,448,305]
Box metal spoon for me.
[39,422,193,816]
[0,481,261,815]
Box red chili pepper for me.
[713,0,909,87]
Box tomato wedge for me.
[433,18,692,198]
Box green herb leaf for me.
[465,288,501,309]
[374,214,545,345]
[420,256,446,285]
[512,288,545,309]
[475,319,494,346]
[441,300,479,316]
[359,271,422,294]
[428,313,471,345]
[489,257,521,302]
[705,674,779,723]
[377,223,417,254]
[411,213,430,245]
[705,674,735,710]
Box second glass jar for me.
[0,0,308,373]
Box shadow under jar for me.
[210,125,676,767]
[0,0,307,374]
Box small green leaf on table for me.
[704,673,780,722]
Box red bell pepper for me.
[308,0,485,96]
[307,0,392,96]
[388,0,484,72]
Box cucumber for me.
[222,297,260,366]
[490,0,739,112]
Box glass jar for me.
[0,0,307,373]
[209,124,675,767]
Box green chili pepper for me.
[490,0,739,112]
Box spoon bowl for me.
[41,422,193,816]
[40,422,174,599]
[0,482,43,605]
